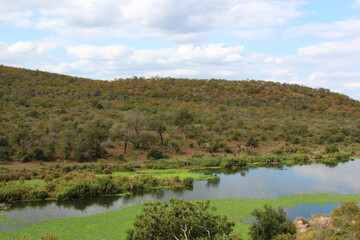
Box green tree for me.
[59,129,76,159]
[125,111,146,149]
[0,137,13,162]
[330,200,360,235]
[77,119,110,160]
[249,205,296,240]
[148,113,167,145]
[110,123,134,153]
[127,197,236,240]
[174,108,194,140]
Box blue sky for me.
[1,0,360,100]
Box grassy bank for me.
[1,193,359,240]
[0,154,357,203]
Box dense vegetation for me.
[1,65,360,166]
[126,197,240,240]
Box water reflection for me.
[1,159,359,224]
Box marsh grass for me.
[108,168,217,181]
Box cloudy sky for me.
[1,0,360,100]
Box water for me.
[1,159,359,224]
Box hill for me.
[0,65,359,166]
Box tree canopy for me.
[249,205,296,240]
[126,197,239,240]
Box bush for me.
[113,153,125,161]
[334,152,350,161]
[30,189,48,200]
[146,148,164,160]
[57,182,94,200]
[126,197,236,240]
[0,146,13,162]
[183,177,194,188]
[246,136,259,148]
[97,177,116,194]
[249,205,296,240]
[32,147,45,160]
[61,165,72,173]
[325,145,339,154]
[166,139,182,153]
[74,151,86,162]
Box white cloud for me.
[0,39,63,68]
[285,18,360,40]
[264,57,283,64]
[67,45,133,60]
[0,0,304,40]
[353,0,360,8]
[175,44,244,63]
[345,82,360,88]
[232,28,275,40]
[298,38,360,57]
[65,43,244,68]
[0,10,33,28]
[5,39,61,55]
[167,33,207,44]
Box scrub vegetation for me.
[1,65,360,167]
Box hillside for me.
[0,65,360,166]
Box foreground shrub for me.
[249,205,296,240]
[126,197,236,240]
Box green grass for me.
[107,168,217,181]
[1,193,360,240]
[14,179,44,186]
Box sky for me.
[1,0,360,100]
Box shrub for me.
[74,151,86,162]
[113,153,125,161]
[246,136,259,148]
[57,182,94,200]
[30,190,48,200]
[249,205,296,240]
[97,177,116,194]
[146,148,164,160]
[0,146,13,162]
[61,165,72,173]
[183,177,194,188]
[32,147,45,160]
[325,145,339,154]
[126,197,236,240]
[21,155,31,163]
[166,139,182,153]
[334,152,350,161]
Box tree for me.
[249,205,296,240]
[174,108,194,140]
[125,111,146,149]
[148,113,167,145]
[77,119,110,160]
[110,123,134,153]
[330,200,360,237]
[127,197,236,240]
[59,129,76,159]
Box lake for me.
[1,159,359,226]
